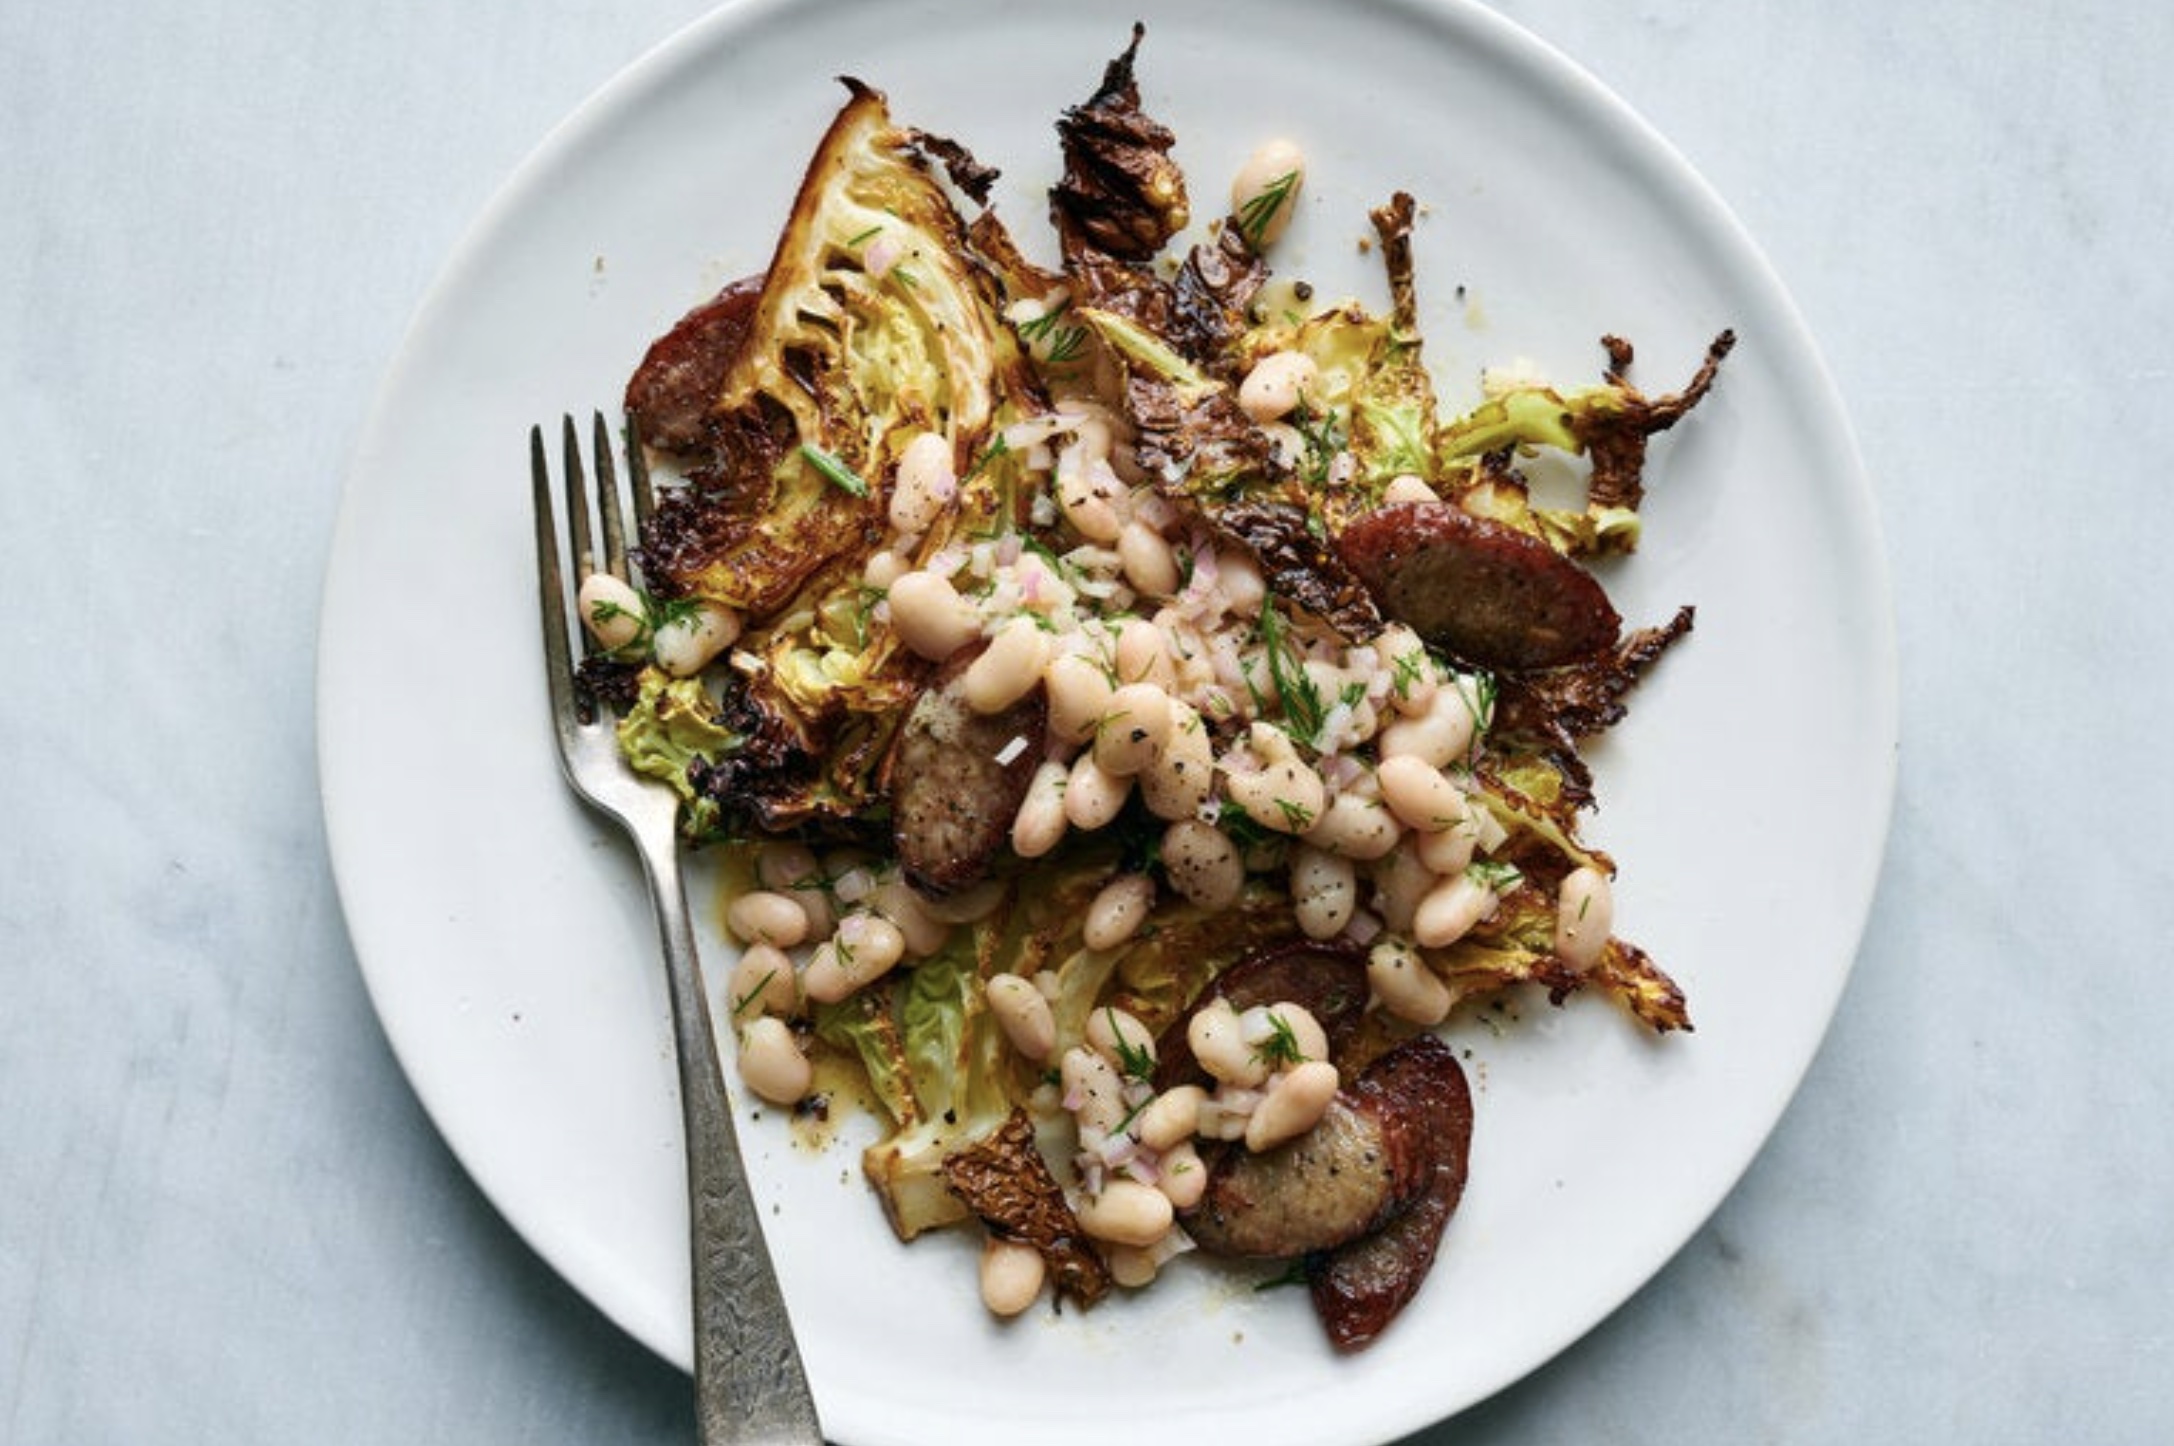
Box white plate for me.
[317,1,1895,1442]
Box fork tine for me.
[560,413,597,586]
[592,410,630,581]
[530,423,588,729]
[626,412,656,534]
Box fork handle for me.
[636,832,825,1446]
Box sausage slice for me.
[1337,501,1620,669]
[889,646,1046,896]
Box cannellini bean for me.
[1379,683,1478,767]
[1554,865,1615,971]
[1044,652,1116,744]
[1188,998,1269,1088]
[726,890,809,949]
[987,972,1058,1062]
[1370,847,1435,934]
[756,845,834,936]
[1245,1060,1339,1152]
[1195,1088,1257,1142]
[1230,137,1306,248]
[919,878,1007,925]
[1367,938,1451,1026]
[979,1238,1046,1317]
[1011,759,1072,859]
[1239,1002,1328,1065]
[1078,1180,1174,1249]
[1114,617,1177,689]
[1156,1141,1209,1210]
[862,548,911,590]
[1063,751,1132,831]
[964,616,1052,715]
[889,429,957,535]
[1057,453,1128,544]
[1092,681,1174,777]
[1104,1244,1161,1290]
[1218,549,1266,618]
[801,912,908,1004]
[867,877,950,957]
[1061,1046,1127,1135]
[886,570,982,661]
[1117,519,1182,598]
[1221,725,1326,835]
[1371,624,1437,716]
[576,573,645,651]
[1412,871,1496,949]
[1084,874,1158,954]
[1290,845,1358,940]
[1237,350,1319,423]
[653,601,741,676]
[725,942,798,1021]
[1381,473,1441,505]
[1376,755,1472,835]
[737,1017,812,1105]
[1133,1084,1206,1151]
[1160,819,1246,910]
[1086,1001,1157,1071]
[1139,701,1214,821]
[1414,816,1478,876]
[1304,792,1402,860]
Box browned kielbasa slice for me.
[1183,1087,1432,1258]
[1150,939,1370,1093]
[890,646,1046,896]
[623,274,762,456]
[1308,1033,1473,1351]
[1336,501,1620,670]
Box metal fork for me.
[529,412,823,1446]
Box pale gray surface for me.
[4,1,2167,1442]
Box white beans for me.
[1304,792,1402,861]
[1133,1084,1205,1151]
[576,572,645,650]
[1230,137,1305,248]
[1187,997,1269,1088]
[1367,938,1451,1026]
[1077,1179,1174,1248]
[1289,844,1357,940]
[1114,617,1177,689]
[1379,682,1478,767]
[1370,846,1435,934]
[1414,817,1478,876]
[737,1017,812,1105]
[861,547,911,590]
[801,911,907,1003]
[1156,1141,1208,1209]
[979,1238,1045,1317]
[1237,350,1318,423]
[987,972,1058,1063]
[1245,1059,1339,1152]
[1117,519,1182,598]
[963,616,1052,714]
[1056,450,1127,544]
[1084,874,1158,953]
[1092,681,1174,777]
[889,429,957,535]
[654,600,741,678]
[1221,724,1326,835]
[886,570,982,661]
[1412,871,1495,949]
[1140,701,1215,821]
[1063,751,1132,831]
[1239,1002,1327,1065]
[1086,1002,1157,1071]
[1380,473,1441,505]
[1218,549,1266,618]
[1376,755,1472,835]
[1011,759,1071,859]
[1372,624,1438,716]
[866,877,950,957]
[1554,865,1614,971]
[1061,1046,1127,1135]
[1044,652,1115,744]
[727,890,809,949]
[1160,819,1245,910]
[726,942,798,1020]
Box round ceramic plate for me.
[317,1,1895,1442]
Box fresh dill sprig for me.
[799,442,870,497]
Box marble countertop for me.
[5,1,2167,1441]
